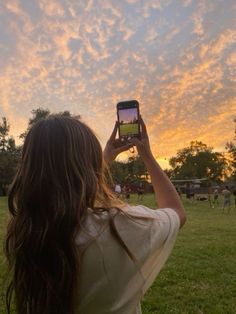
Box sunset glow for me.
[0,0,235,165]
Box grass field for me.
[0,195,236,313]
[120,123,139,136]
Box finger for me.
[140,116,147,135]
[130,137,141,146]
[113,138,127,149]
[115,143,133,154]
[108,121,118,142]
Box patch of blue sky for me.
[0,17,18,67]
[68,38,83,56]
[159,1,197,29]
[20,0,42,21]
[202,3,236,40]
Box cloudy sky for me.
[0,0,235,167]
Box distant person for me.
[175,186,182,200]
[4,115,186,314]
[186,183,194,203]
[212,188,219,208]
[114,183,122,197]
[123,184,131,199]
[222,186,231,213]
[185,183,191,202]
[207,186,213,208]
[137,182,145,201]
[233,187,236,209]
[189,184,195,203]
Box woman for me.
[5,114,186,314]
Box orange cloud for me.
[39,0,65,17]
[0,0,235,163]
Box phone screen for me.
[117,100,140,139]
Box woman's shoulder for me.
[122,204,180,222]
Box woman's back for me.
[76,205,180,314]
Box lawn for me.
[0,195,236,313]
[120,123,139,136]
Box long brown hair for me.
[4,115,128,314]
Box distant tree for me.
[223,117,236,182]
[109,160,129,185]
[0,117,21,195]
[225,142,236,181]
[164,168,174,178]
[109,156,149,186]
[111,156,170,184]
[169,141,226,182]
[126,156,148,183]
[20,108,75,139]
[19,108,50,139]
[0,117,10,151]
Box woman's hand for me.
[103,122,133,164]
[130,117,153,161]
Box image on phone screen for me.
[118,107,139,137]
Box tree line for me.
[0,108,235,195]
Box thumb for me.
[130,138,141,146]
[115,142,133,154]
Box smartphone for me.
[117,100,140,141]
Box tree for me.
[0,117,10,151]
[109,160,129,185]
[109,155,148,185]
[169,141,226,182]
[126,156,148,183]
[20,108,51,139]
[20,108,74,139]
[0,117,21,195]
[225,142,236,181]
[224,117,236,181]
[164,168,174,178]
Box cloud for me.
[0,78,11,115]
[192,15,204,36]
[163,26,181,43]
[142,0,170,18]
[145,27,158,43]
[210,29,236,56]
[0,0,235,160]
[39,0,65,17]
[226,51,236,66]
[126,0,139,4]
[5,0,23,15]
[182,0,192,7]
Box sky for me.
[119,108,138,123]
[0,0,235,168]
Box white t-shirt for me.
[115,185,122,194]
[75,205,180,314]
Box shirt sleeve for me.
[121,205,180,295]
[141,207,180,294]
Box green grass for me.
[120,123,139,136]
[0,195,236,313]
